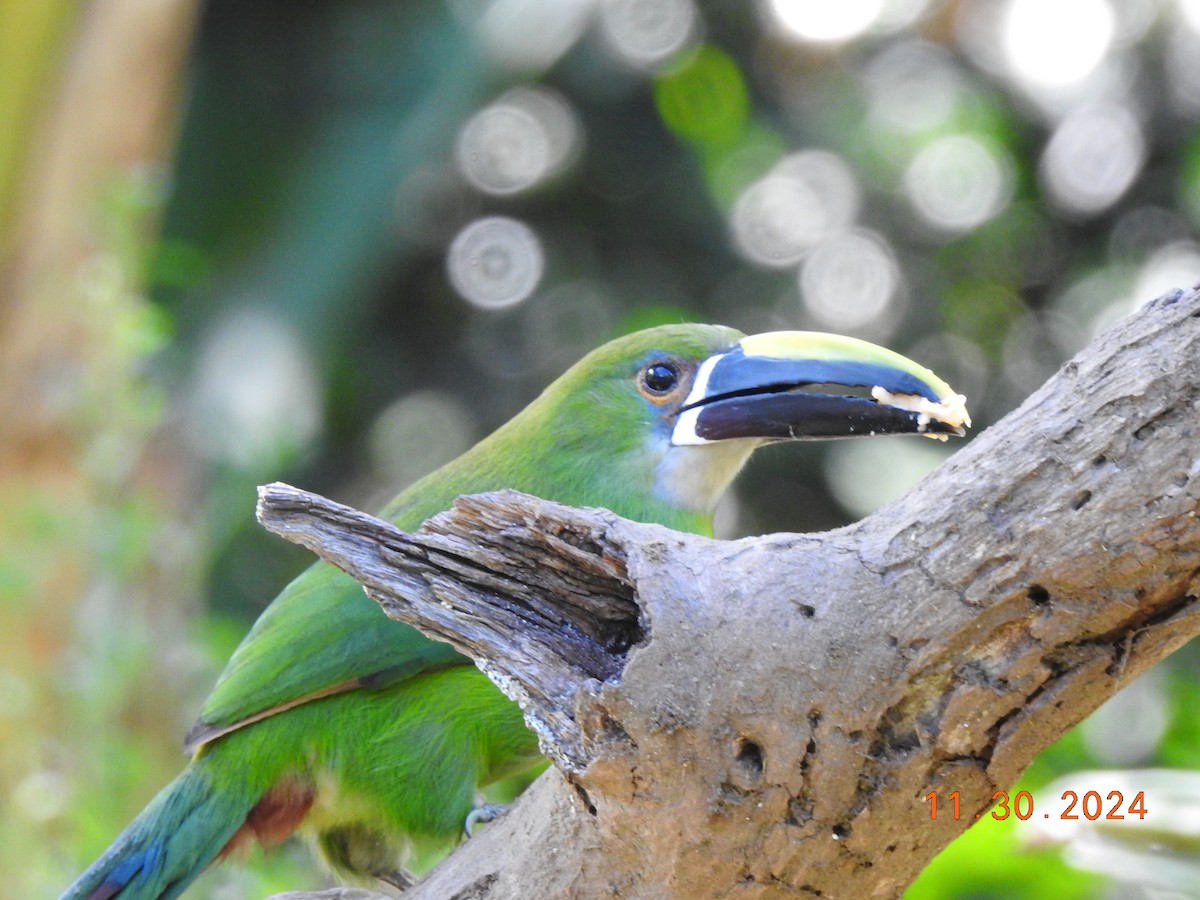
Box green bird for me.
[62,324,968,899]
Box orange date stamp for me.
[925,789,1148,821]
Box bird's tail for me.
[59,753,265,900]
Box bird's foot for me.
[378,869,415,892]
[464,803,508,837]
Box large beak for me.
[673,331,970,446]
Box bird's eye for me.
[642,362,678,394]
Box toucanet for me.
[62,324,969,899]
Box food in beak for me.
[870,386,971,440]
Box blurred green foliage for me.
[10,0,1200,896]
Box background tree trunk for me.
[259,287,1200,898]
[0,2,203,893]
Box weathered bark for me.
[258,288,1200,898]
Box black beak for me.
[672,332,969,445]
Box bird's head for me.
[524,323,969,523]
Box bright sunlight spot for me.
[765,0,887,43]
[1002,0,1115,90]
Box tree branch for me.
[258,288,1200,898]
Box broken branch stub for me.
[256,483,639,770]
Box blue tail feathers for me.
[60,758,259,900]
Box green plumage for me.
[63,325,746,899]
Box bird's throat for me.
[653,439,758,516]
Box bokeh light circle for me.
[730,150,860,267]
[1040,104,1145,217]
[903,134,1013,234]
[598,0,699,69]
[370,390,476,489]
[447,216,545,309]
[800,230,900,332]
[765,0,887,42]
[1133,242,1200,305]
[731,174,826,267]
[1080,671,1169,766]
[1183,0,1200,32]
[457,105,550,195]
[774,151,860,232]
[864,41,964,135]
[470,0,594,70]
[825,438,951,519]
[456,87,579,195]
[1002,0,1115,90]
[188,309,322,468]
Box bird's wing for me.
[185,560,465,753]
